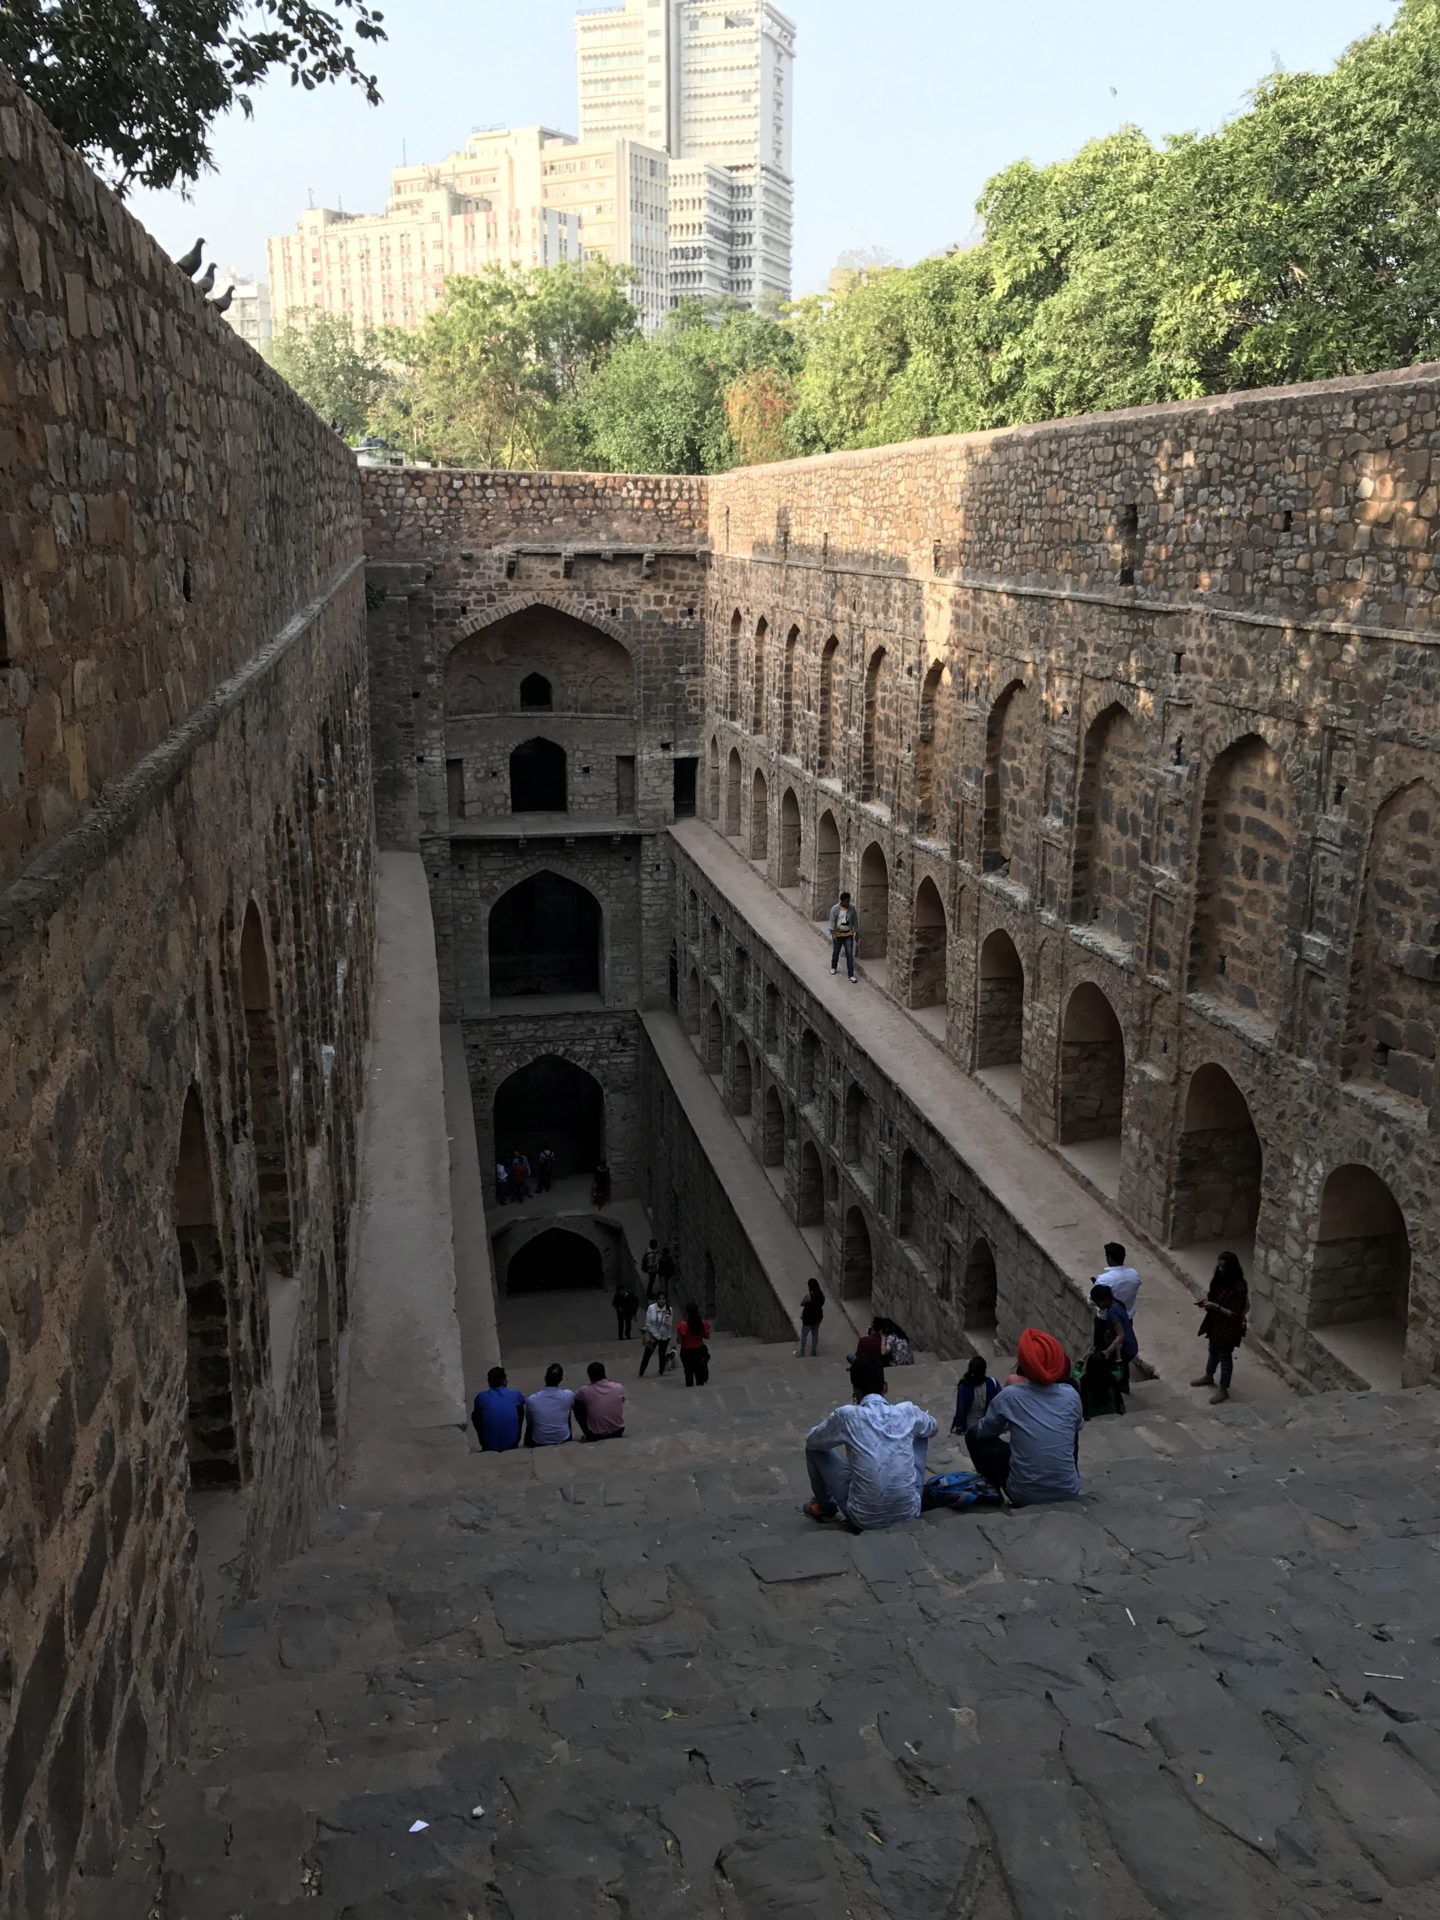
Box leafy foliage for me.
[1,0,386,194]
[274,2,1440,470]
[369,261,638,470]
[264,310,390,441]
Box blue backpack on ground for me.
[922,1470,1004,1512]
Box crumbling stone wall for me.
[703,367,1440,1387]
[0,70,373,1918]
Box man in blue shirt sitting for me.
[471,1366,526,1453]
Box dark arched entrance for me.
[511,737,567,812]
[494,1056,603,1178]
[489,872,601,997]
[508,1228,605,1294]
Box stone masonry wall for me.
[701,368,1440,1387]
[0,72,373,1920]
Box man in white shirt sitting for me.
[1096,1241,1141,1316]
[802,1358,938,1530]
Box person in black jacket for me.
[798,1278,825,1357]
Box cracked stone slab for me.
[484,1571,604,1646]
[742,1534,854,1583]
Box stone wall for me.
[668,846,1096,1364]
[0,71,373,1919]
[701,368,1440,1387]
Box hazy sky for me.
[130,0,1395,297]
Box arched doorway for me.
[750,768,769,862]
[781,626,800,754]
[1313,1166,1410,1335]
[1169,1064,1262,1251]
[493,1056,603,1181]
[510,737,567,813]
[860,647,887,802]
[915,661,945,835]
[1188,734,1294,1029]
[1058,982,1126,1142]
[728,609,742,722]
[175,1086,241,1489]
[1343,781,1439,1106]
[983,680,1032,886]
[976,929,1024,1070]
[964,1237,998,1332]
[898,1150,939,1269]
[489,872,601,998]
[762,1085,785,1167]
[842,1206,873,1301]
[817,636,839,776]
[910,877,946,1009]
[706,1000,724,1074]
[752,617,768,734]
[1071,703,1144,946]
[508,1228,606,1294]
[779,786,802,889]
[798,1139,824,1226]
[799,1027,821,1105]
[815,810,841,912]
[725,747,743,837]
[240,900,293,1276]
[858,841,889,963]
[843,1083,875,1181]
[733,1039,754,1118]
[708,736,720,820]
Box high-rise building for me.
[267,177,581,335]
[576,0,797,308]
[217,270,272,349]
[395,127,671,335]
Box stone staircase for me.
[72,1332,1440,1919]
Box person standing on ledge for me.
[798,1278,825,1357]
[1194,1249,1249,1404]
[965,1329,1083,1505]
[828,890,860,981]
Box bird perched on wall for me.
[176,236,205,275]
[210,284,235,314]
[195,262,216,295]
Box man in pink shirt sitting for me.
[574,1361,626,1441]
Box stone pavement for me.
[72,1324,1440,1919]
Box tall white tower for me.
[576,0,795,307]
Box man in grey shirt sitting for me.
[965,1328,1083,1505]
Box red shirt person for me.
[676,1302,711,1387]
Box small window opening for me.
[182,560,194,602]
[520,673,552,710]
[1173,735,1185,766]
[1333,780,1347,807]
[1282,508,1294,532]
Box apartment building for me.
[576,0,797,307]
[217,269,271,349]
[267,179,580,334]
[396,126,671,334]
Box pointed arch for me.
[752,616,768,735]
[816,636,840,777]
[489,870,602,998]
[728,609,742,723]
[1071,702,1145,946]
[1169,1064,1262,1248]
[725,746,743,837]
[762,1084,785,1166]
[842,1206,873,1300]
[1188,733,1295,1028]
[1058,981,1126,1143]
[798,1138,824,1226]
[708,735,720,821]
[1343,779,1439,1106]
[494,1055,604,1178]
[781,625,800,754]
[175,1086,241,1489]
[976,929,1024,1069]
[858,841,889,963]
[750,767,769,862]
[983,679,1033,887]
[778,785,802,889]
[915,660,946,834]
[1313,1164,1410,1335]
[860,646,887,803]
[815,808,841,909]
[240,899,294,1276]
[910,876,947,1010]
[510,737,567,813]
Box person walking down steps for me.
[639,1295,673,1377]
[828,891,860,981]
[797,1278,825,1357]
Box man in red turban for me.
[966,1328,1083,1505]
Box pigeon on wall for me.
[176,236,205,275]
[210,285,235,314]
[195,262,216,295]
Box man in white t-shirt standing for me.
[1096,1241,1141,1316]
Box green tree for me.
[578,300,800,473]
[0,0,385,195]
[266,310,390,440]
[373,261,637,468]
